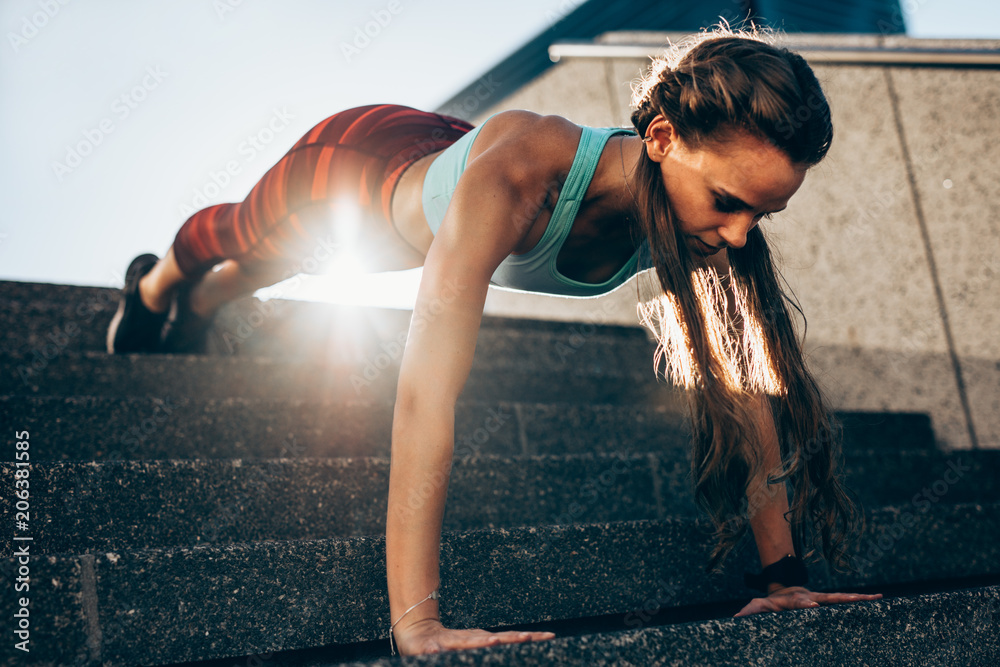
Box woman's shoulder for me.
[466,110,583,177]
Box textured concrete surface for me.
[481,279,647,326]
[0,394,933,464]
[0,454,661,556]
[343,585,1000,666]
[3,504,997,666]
[804,345,970,453]
[3,450,996,557]
[1,279,659,363]
[888,65,1000,450]
[880,36,1000,50]
[1,349,680,406]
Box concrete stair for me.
[1,279,997,666]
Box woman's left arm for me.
[699,251,882,616]
[733,393,883,616]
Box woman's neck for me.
[590,135,641,215]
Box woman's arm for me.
[700,250,882,614]
[386,118,573,655]
[735,400,883,615]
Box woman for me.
[107,25,882,657]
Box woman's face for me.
[646,118,806,257]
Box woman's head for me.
[627,25,862,575]
[633,27,832,257]
[631,30,833,167]
[645,118,805,255]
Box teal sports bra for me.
[421,112,651,297]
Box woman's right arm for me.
[386,117,570,656]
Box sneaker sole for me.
[106,254,159,354]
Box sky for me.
[1,0,997,308]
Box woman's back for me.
[389,110,648,292]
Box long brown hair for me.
[629,25,863,573]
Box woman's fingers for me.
[490,630,557,644]
[812,592,883,604]
[733,598,779,616]
[733,590,883,617]
[438,629,556,651]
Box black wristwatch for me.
[744,553,808,594]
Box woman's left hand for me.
[733,586,883,617]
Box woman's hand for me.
[393,617,556,656]
[733,586,883,617]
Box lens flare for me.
[637,266,784,395]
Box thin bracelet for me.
[389,588,439,656]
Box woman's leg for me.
[139,249,285,318]
[137,247,186,314]
[110,104,474,352]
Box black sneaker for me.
[106,253,168,354]
[160,283,216,354]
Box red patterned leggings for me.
[171,104,474,278]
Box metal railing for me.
[549,41,1000,67]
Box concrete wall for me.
[472,33,1000,452]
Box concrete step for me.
[2,450,995,556]
[2,502,997,666]
[1,349,667,405]
[335,585,1000,666]
[0,394,935,462]
[0,279,656,366]
[0,395,688,462]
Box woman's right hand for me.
[393,617,556,656]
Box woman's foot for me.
[159,282,217,354]
[106,254,169,354]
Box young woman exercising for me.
[107,26,882,657]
